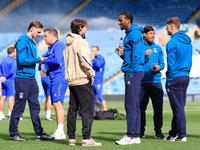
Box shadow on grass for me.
[94,132,124,142]
[96,132,169,140]
[186,134,200,138]
[48,135,83,145]
[0,134,9,141]
[0,132,35,141]
[91,135,118,142]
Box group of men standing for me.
[0,10,192,146]
[0,18,103,146]
[115,11,192,145]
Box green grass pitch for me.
[0,101,199,150]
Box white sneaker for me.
[174,136,187,142]
[0,115,7,120]
[68,139,76,145]
[170,136,178,141]
[45,117,54,121]
[51,129,66,140]
[82,138,102,146]
[164,134,177,141]
[116,135,141,145]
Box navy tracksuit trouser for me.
[124,72,144,138]
[166,76,189,138]
[9,77,43,135]
[140,83,163,133]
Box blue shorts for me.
[50,82,68,105]
[93,83,105,102]
[41,76,50,96]
[2,80,15,96]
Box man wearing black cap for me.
[140,26,165,139]
[115,11,144,145]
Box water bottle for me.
[119,37,124,56]
[41,63,47,77]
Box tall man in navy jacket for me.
[9,21,54,141]
[91,46,107,110]
[140,26,165,139]
[115,11,144,145]
[42,28,68,140]
[164,17,192,142]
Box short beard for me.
[167,31,172,36]
[146,39,153,45]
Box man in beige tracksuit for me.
[63,18,102,146]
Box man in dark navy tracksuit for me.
[140,26,165,139]
[164,17,192,142]
[9,21,54,141]
[115,11,144,145]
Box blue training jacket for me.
[142,42,165,84]
[92,54,105,84]
[166,32,192,84]
[43,39,67,84]
[121,23,144,77]
[0,55,16,81]
[15,35,41,79]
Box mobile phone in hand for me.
[45,53,51,57]
[195,49,200,53]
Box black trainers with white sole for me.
[140,132,145,138]
[9,134,27,141]
[35,131,55,141]
[155,132,165,139]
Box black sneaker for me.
[35,131,55,141]
[155,132,165,139]
[9,134,27,141]
[140,132,145,138]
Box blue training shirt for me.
[43,39,67,84]
[15,35,41,79]
[121,23,144,77]
[142,42,165,84]
[0,55,16,81]
[166,32,192,84]
[92,54,105,84]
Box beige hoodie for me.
[63,33,95,86]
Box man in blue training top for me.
[38,63,54,121]
[115,11,144,145]
[0,47,16,120]
[164,17,192,142]
[90,46,107,110]
[139,26,165,139]
[9,21,54,141]
[42,28,68,140]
